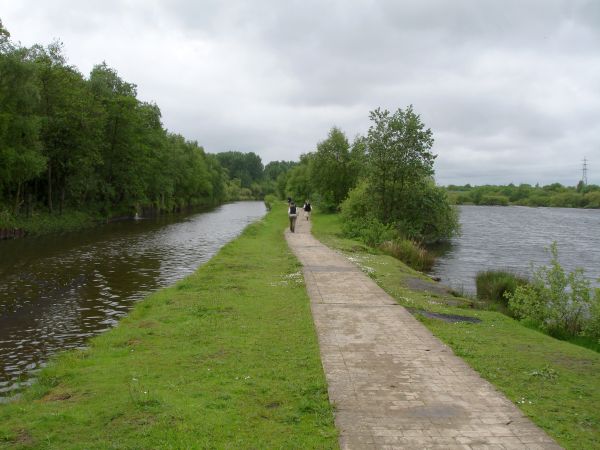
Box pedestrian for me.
[303,200,312,220]
[288,202,298,232]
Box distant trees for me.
[446,183,600,209]
[263,160,297,199]
[216,151,264,189]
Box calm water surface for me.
[0,201,266,396]
[431,206,600,294]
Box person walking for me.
[303,200,312,220]
[288,202,298,232]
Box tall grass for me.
[475,270,528,305]
[380,239,435,272]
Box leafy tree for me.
[32,42,104,213]
[309,127,358,211]
[365,106,435,223]
[286,155,312,202]
[347,105,457,242]
[0,39,46,213]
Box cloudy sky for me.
[1,0,599,185]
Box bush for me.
[583,191,600,208]
[341,179,459,244]
[476,270,528,304]
[505,242,598,337]
[583,290,600,340]
[479,195,509,206]
[312,191,337,213]
[342,217,396,247]
[380,239,435,271]
[396,182,460,243]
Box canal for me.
[0,201,266,397]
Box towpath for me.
[285,216,561,450]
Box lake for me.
[431,205,600,294]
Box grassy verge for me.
[312,212,600,450]
[0,205,337,449]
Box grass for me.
[0,205,337,449]
[312,211,600,450]
[379,238,435,271]
[475,270,528,305]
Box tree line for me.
[446,182,600,208]
[0,21,293,228]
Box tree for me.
[309,127,359,211]
[365,105,435,223]
[32,42,104,213]
[0,41,46,213]
[286,155,312,202]
[340,105,458,242]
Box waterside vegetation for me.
[475,245,600,354]
[0,206,337,449]
[312,211,600,450]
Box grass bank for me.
[312,212,600,450]
[0,206,337,449]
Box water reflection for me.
[431,206,600,294]
[0,201,266,395]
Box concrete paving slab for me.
[285,216,561,449]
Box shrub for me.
[380,239,435,271]
[341,179,459,244]
[312,191,337,213]
[479,195,509,206]
[583,289,600,340]
[583,191,600,209]
[476,270,528,304]
[505,242,597,337]
[342,217,396,247]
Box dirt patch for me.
[137,320,158,328]
[403,276,453,296]
[127,338,142,346]
[266,401,281,409]
[402,275,474,307]
[551,354,598,373]
[407,308,482,324]
[42,391,72,402]
[15,429,34,446]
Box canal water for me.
[0,201,266,397]
[431,205,600,294]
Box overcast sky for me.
[1,0,599,185]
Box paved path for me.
[285,216,561,450]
